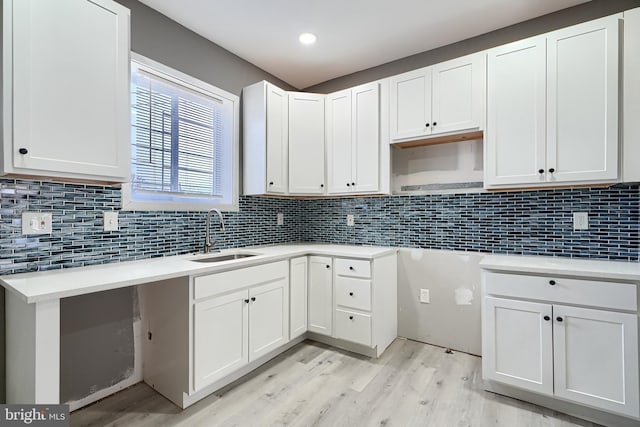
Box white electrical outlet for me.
[346,214,355,226]
[573,212,589,230]
[22,212,52,235]
[277,213,284,226]
[104,211,119,231]
[420,289,430,304]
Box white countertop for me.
[480,254,640,282]
[0,244,397,304]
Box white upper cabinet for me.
[2,0,130,182]
[327,82,380,194]
[485,36,547,187]
[390,52,485,142]
[390,68,432,141]
[485,15,621,188]
[431,54,486,135]
[288,92,326,194]
[546,16,619,183]
[623,8,640,182]
[243,81,289,195]
[326,89,353,194]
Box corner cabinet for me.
[481,263,640,421]
[289,257,308,339]
[390,52,485,142]
[243,81,289,195]
[288,92,326,194]
[485,15,620,188]
[2,0,131,182]
[308,256,333,335]
[326,82,380,194]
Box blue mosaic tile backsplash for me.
[0,179,302,275]
[1,179,638,275]
[300,185,640,261]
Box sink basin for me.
[190,253,258,263]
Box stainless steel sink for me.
[190,253,258,263]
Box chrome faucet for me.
[204,208,226,254]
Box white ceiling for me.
[139,0,590,89]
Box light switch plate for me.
[22,212,52,235]
[573,212,589,230]
[104,211,119,231]
[346,214,355,226]
[420,289,430,304]
[277,213,284,226]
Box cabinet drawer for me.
[335,309,371,346]
[335,258,371,278]
[484,271,637,311]
[194,261,288,301]
[335,277,371,311]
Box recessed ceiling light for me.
[299,33,317,45]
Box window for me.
[122,53,239,211]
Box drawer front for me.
[335,309,372,346]
[484,271,637,311]
[335,277,371,311]
[335,258,371,278]
[194,261,288,301]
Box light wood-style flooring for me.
[71,338,600,427]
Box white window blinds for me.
[127,56,238,211]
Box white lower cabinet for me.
[248,279,289,361]
[553,305,638,416]
[482,269,640,419]
[335,309,372,346]
[330,255,398,357]
[193,262,289,392]
[308,256,333,335]
[141,251,397,410]
[289,257,308,339]
[193,289,249,391]
[483,297,553,395]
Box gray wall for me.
[306,0,640,93]
[114,0,295,95]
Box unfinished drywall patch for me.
[391,140,483,193]
[397,248,483,355]
[60,287,136,404]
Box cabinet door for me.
[266,83,288,194]
[623,8,640,182]
[308,256,333,336]
[431,53,485,135]
[352,82,380,193]
[546,16,620,183]
[248,278,290,361]
[390,68,431,141]
[289,257,308,339]
[326,90,353,194]
[553,305,639,417]
[9,0,130,180]
[485,36,547,187]
[289,92,325,194]
[482,297,553,396]
[193,289,249,391]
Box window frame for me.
[122,52,240,212]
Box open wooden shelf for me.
[391,130,484,149]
